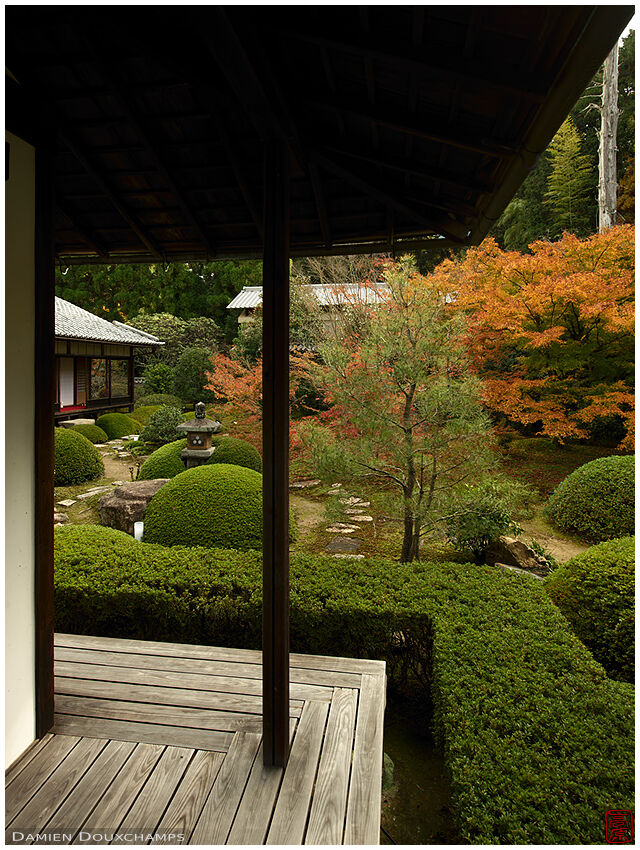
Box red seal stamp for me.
[605,810,634,844]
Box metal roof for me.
[54,297,163,346]
[228,283,391,310]
[7,7,632,263]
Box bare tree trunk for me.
[598,43,619,231]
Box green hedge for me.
[544,455,634,541]
[54,429,104,486]
[70,423,108,444]
[130,405,162,426]
[545,537,635,682]
[138,436,258,480]
[55,524,633,844]
[135,393,184,409]
[143,463,264,550]
[95,413,141,440]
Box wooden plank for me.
[226,719,297,845]
[189,732,261,845]
[55,633,385,676]
[55,647,363,689]
[70,743,164,843]
[55,695,263,734]
[344,674,386,844]
[52,715,232,753]
[54,676,303,717]
[262,138,291,768]
[6,738,107,841]
[112,747,194,844]
[5,736,81,824]
[5,735,54,787]
[150,751,225,845]
[36,740,136,841]
[267,701,330,845]
[55,660,332,702]
[304,688,358,845]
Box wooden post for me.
[34,142,55,736]
[262,139,290,767]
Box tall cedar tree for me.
[300,257,496,563]
[544,117,593,237]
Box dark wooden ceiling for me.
[6,6,632,263]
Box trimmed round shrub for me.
[96,413,141,440]
[135,393,184,410]
[144,463,263,550]
[71,423,108,444]
[140,405,182,445]
[545,537,635,682]
[138,439,188,480]
[54,428,104,486]
[208,436,261,472]
[544,455,634,541]
[131,405,162,426]
[138,436,258,480]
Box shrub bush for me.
[544,455,634,541]
[138,436,256,480]
[96,413,141,440]
[142,362,175,395]
[173,346,215,405]
[55,524,634,844]
[130,405,162,426]
[143,463,264,549]
[135,393,184,410]
[54,428,104,486]
[445,479,522,563]
[545,537,634,682]
[70,423,108,444]
[139,405,182,445]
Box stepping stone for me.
[117,452,132,458]
[94,444,107,448]
[111,480,125,486]
[350,515,374,522]
[76,486,112,499]
[340,497,370,507]
[345,508,365,515]
[53,512,68,523]
[326,525,359,534]
[57,499,76,508]
[290,479,321,489]
[330,482,343,488]
[332,553,365,560]
[325,536,362,554]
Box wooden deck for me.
[6,634,386,845]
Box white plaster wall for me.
[5,131,37,767]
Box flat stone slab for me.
[117,452,133,458]
[350,515,374,522]
[494,562,544,581]
[57,499,77,508]
[290,479,321,489]
[332,553,365,560]
[326,526,359,534]
[111,480,126,486]
[325,536,362,554]
[53,512,69,523]
[76,486,113,499]
[94,444,107,448]
[59,418,95,428]
[345,508,365,515]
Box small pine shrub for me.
[208,436,261,472]
[144,463,264,549]
[54,428,104,486]
[96,413,141,440]
[138,435,257,480]
[545,536,635,682]
[135,393,184,410]
[140,405,182,445]
[71,423,108,444]
[544,455,634,541]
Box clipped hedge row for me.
[55,524,634,844]
[545,537,635,682]
[545,455,634,541]
[54,428,104,486]
[71,423,108,444]
[130,405,163,425]
[96,413,141,440]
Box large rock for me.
[485,536,552,577]
[98,479,169,534]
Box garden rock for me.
[486,536,551,577]
[59,418,95,428]
[57,499,76,508]
[325,536,362,554]
[333,553,364,560]
[290,479,321,489]
[53,512,69,524]
[350,515,374,522]
[76,486,112,499]
[98,479,170,534]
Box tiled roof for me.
[55,297,163,346]
[227,283,391,310]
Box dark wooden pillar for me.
[262,139,290,767]
[34,143,55,736]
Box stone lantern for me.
[176,402,222,468]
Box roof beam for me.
[313,153,469,242]
[308,159,331,247]
[55,199,109,258]
[58,129,163,259]
[307,96,519,160]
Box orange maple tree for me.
[429,225,635,448]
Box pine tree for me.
[544,117,594,237]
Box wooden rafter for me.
[56,200,109,257]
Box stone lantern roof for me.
[177,401,222,435]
